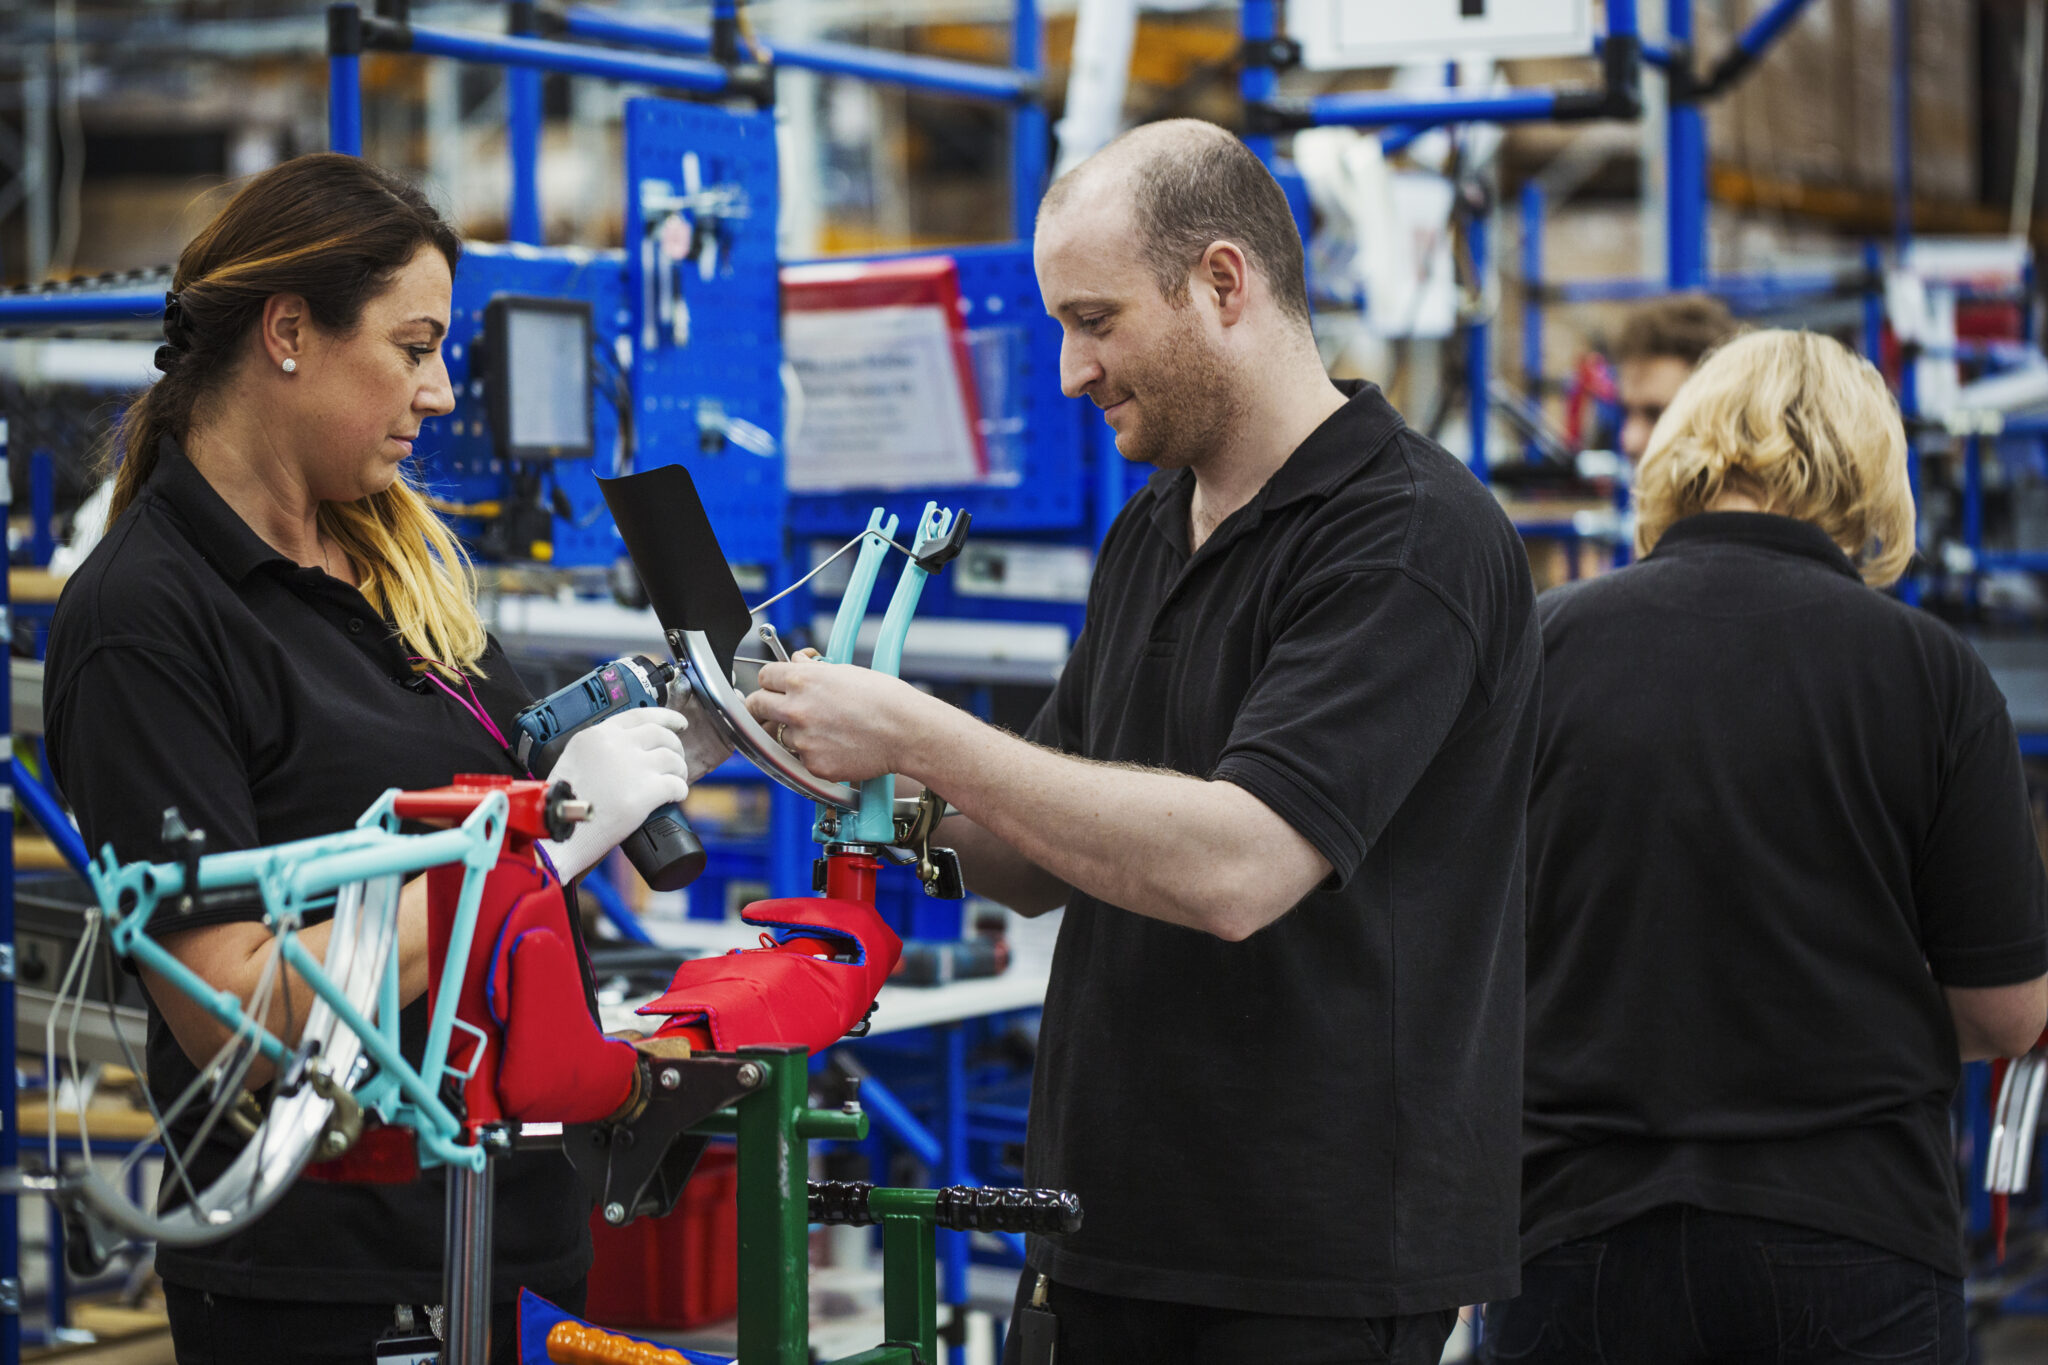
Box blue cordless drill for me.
[513,655,708,891]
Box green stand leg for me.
[736,1048,810,1365]
[880,1213,939,1363]
[726,1047,1039,1365]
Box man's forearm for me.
[745,658,1330,938]
[899,702,1324,940]
[942,814,1072,916]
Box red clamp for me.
[391,774,571,851]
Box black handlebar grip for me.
[934,1185,1084,1236]
[808,1180,1084,1236]
[809,1179,872,1227]
[620,799,707,892]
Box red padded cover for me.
[426,854,638,1128]
[635,894,902,1053]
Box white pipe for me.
[1052,0,1138,179]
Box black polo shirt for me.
[1523,512,2048,1277]
[1021,382,1540,1316]
[45,440,592,1303]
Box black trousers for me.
[1479,1204,1966,1365]
[163,1279,587,1365]
[1001,1270,1459,1365]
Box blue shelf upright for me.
[0,416,18,1363]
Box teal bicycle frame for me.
[87,787,514,1172]
[812,501,960,847]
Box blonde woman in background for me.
[1484,330,2048,1364]
[45,154,719,1365]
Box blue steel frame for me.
[1665,0,1706,287]
[1237,0,1847,494]
[0,288,165,327]
[554,6,1033,100]
[508,1,544,245]
[540,0,1047,241]
[1239,1,1644,487]
[0,418,17,1364]
[324,0,744,172]
[1249,0,1641,138]
[11,762,87,876]
[382,20,735,92]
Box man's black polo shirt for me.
[1021,382,1540,1315]
[45,441,592,1303]
[1524,512,2048,1277]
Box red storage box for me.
[583,1148,739,1329]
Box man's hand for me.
[750,656,1330,940]
[746,659,936,782]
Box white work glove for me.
[670,680,736,782]
[539,708,693,882]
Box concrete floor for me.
[1981,1316,2048,1363]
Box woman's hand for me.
[540,708,693,881]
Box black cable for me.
[589,341,635,477]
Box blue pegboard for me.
[786,242,1086,537]
[409,99,784,571]
[412,243,634,568]
[625,96,785,566]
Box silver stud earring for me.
[281,358,297,374]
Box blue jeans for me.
[1480,1204,1965,1365]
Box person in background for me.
[1484,330,2048,1364]
[45,153,721,1365]
[1613,292,1736,465]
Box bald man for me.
[750,120,1539,1364]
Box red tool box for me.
[583,1148,739,1329]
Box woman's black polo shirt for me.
[1021,382,1541,1315]
[45,441,591,1303]
[1524,511,2048,1276]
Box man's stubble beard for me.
[1117,306,1249,472]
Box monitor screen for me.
[485,296,594,461]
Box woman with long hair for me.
[45,153,708,1364]
[1485,330,2048,1364]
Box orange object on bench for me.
[546,1319,692,1365]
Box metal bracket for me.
[891,789,961,897]
[1663,40,1705,104]
[1238,35,1302,71]
[1555,33,1644,121]
[1241,98,1315,136]
[562,1052,761,1225]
